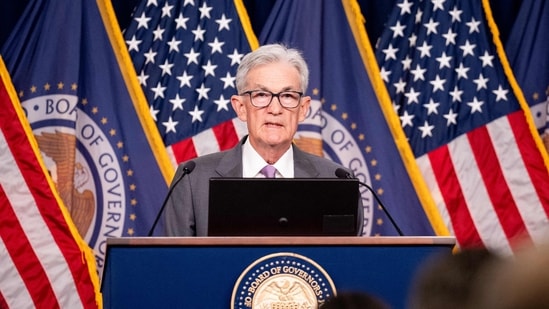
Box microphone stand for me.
[336,168,404,236]
[148,161,195,236]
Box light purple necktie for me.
[260,165,277,178]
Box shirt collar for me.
[242,139,294,178]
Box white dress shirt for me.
[241,140,294,178]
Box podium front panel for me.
[101,237,454,309]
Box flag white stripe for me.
[192,128,221,157]
[165,145,178,168]
[0,133,83,309]
[448,133,512,254]
[0,238,35,309]
[488,117,549,243]
[192,118,247,158]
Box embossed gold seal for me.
[231,252,337,308]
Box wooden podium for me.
[101,236,455,309]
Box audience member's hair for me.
[408,247,500,309]
[473,244,549,309]
[320,291,390,309]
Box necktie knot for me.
[260,165,277,178]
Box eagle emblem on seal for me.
[35,130,95,237]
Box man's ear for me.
[231,95,247,121]
[298,96,311,122]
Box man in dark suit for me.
[164,44,363,236]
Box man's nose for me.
[267,95,284,112]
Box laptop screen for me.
[207,178,360,236]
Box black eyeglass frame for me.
[239,89,304,108]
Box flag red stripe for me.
[0,79,61,307]
[508,111,549,214]
[213,120,239,151]
[28,175,97,306]
[428,145,483,247]
[171,138,198,164]
[0,187,59,308]
[0,290,8,309]
[467,125,529,240]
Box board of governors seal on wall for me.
[231,252,337,308]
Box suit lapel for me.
[215,138,245,177]
[293,145,320,178]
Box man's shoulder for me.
[303,152,344,169]
[294,147,348,178]
[295,146,343,167]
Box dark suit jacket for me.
[164,137,364,236]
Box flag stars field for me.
[125,0,252,152]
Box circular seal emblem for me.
[21,92,128,274]
[231,252,337,309]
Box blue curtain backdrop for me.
[0,0,523,50]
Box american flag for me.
[376,0,549,254]
[124,0,257,165]
[0,58,100,308]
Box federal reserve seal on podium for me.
[231,252,337,308]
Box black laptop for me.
[207,178,360,236]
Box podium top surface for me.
[106,236,455,247]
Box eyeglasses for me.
[239,90,303,108]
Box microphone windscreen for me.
[183,161,196,174]
[335,168,351,179]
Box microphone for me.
[147,161,196,236]
[335,168,404,236]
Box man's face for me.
[231,61,311,151]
